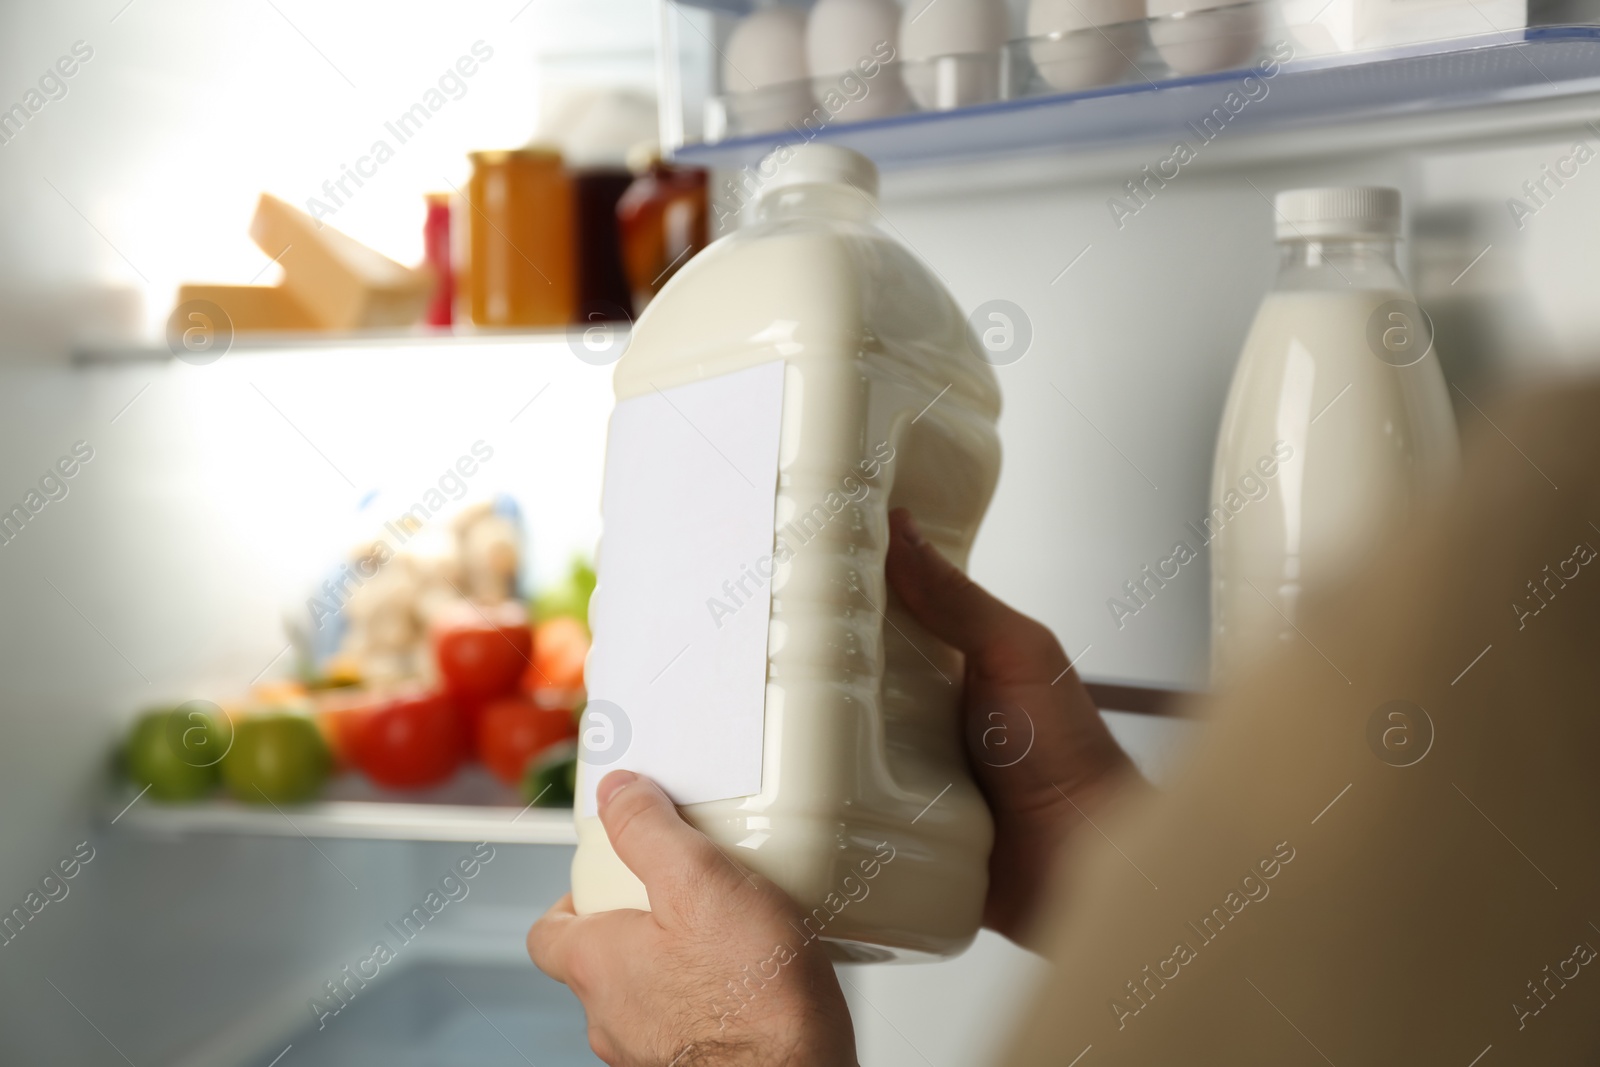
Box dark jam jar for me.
[571,167,635,325]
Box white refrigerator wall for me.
[845,107,1600,1066]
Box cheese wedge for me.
[249,193,435,329]
[176,283,318,331]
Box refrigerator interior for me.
[3,0,1600,1065]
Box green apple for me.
[123,707,224,801]
[222,713,330,804]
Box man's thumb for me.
[597,770,754,923]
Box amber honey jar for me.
[466,148,575,327]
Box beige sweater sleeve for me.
[1004,383,1600,1066]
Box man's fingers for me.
[527,893,580,984]
[597,770,759,926]
[529,894,661,999]
[886,508,1067,680]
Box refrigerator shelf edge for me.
[106,794,579,844]
[1085,679,1201,717]
[72,326,616,365]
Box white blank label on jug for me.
[582,360,785,817]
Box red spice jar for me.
[422,192,454,327]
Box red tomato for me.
[354,691,466,789]
[524,617,588,695]
[477,694,579,785]
[434,614,534,734]
[312,689,384,774]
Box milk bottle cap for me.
[757,143,880,201]
[1274,186,1401,241]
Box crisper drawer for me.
[265,960,601,1067]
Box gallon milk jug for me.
[572,144,1000,961]
[1210,186,1459,685]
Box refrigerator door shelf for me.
[669,23,1600,169]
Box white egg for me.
[1147,0,1267,75]
[724,7,817,134]
[806,0,911,120]
[899,0,1008,109]
[1027,0,1145,90]
[725,6,810,91]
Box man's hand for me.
[528,770,859,1067]
[886,508,1138,948]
